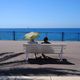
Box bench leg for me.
[26,53,28,63]
[59,53,63,61]
[59,46,64,61]
[35,53,37,58]
[24,50,29,63]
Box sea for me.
[0,28,80,41]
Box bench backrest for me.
[23,44,66,54]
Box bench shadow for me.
[28,56,74,65]
[0,56,74,66]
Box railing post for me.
[78,32,80,41]
[62,32,64,41]
[13,31,15,40]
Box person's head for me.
[44,37,48,42]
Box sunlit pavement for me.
[0,76,80,80]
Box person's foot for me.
[42,54,47,58]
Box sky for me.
[0,0,80,28]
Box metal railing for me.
[0,31,80,41]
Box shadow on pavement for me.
[28,56,74,65]
[0,52,24,62]
[0,56,74,66]
[0,67,80,76]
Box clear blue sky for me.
[0,0,80,28]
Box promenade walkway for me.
[0,41,80,79]
[0,52,80,76]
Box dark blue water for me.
[0,28,80,32]
[0,28,80,41]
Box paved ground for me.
[0,41,80,79]
[0,52,80,77]
[0,76,80,80]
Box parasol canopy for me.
[24,32,39,40]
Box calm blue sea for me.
[0,28,80,41]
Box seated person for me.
[28,38,38,58]
[41,36,50,44]
[28,38,38,44]
[41,36,51,58]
